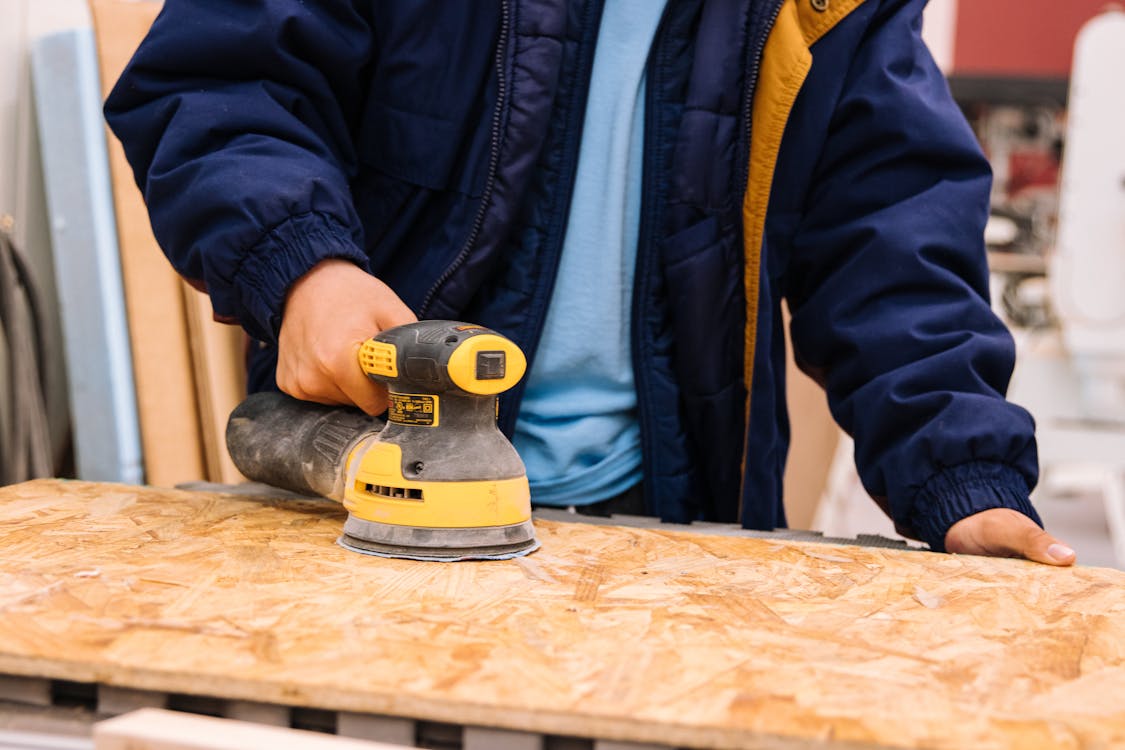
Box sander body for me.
[226,320,538,561]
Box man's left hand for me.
[945,508,1076,566]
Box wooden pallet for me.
[95,709,410,750]
[0,678,663,750]
[1,480,1124,749]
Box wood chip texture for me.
[1,480,1123,749]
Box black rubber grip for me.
[225,392,381,500]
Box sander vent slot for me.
[361,482,424,501]
[359,340,398,377]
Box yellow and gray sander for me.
[225,321,540,562]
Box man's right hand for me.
[277,258,417,415]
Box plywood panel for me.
[90,0,249,485]
[88,0,206,486]
[183,287,246,484]
[1,479,1124,750]
[94,708,412,750]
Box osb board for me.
[1,481,1123,750]
[89,0,206,485]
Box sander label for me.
[388,393,439,426]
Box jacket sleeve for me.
[783,0,1040,550]
[104,0,375,342]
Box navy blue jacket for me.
[105,0,1041,550]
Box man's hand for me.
[278,259,416,415]
[944,508,1076,566]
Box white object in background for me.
[922,0,958,74]
[30,29,143,484]
[94,709,412,750]
[1025,9,1125,568]
[1050,9,1125,416]
[984,215,1020,247]
[0,730,91,750]
[1032,425,1125,569]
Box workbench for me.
[0,480,1123,749]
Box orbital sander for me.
[226,320,539,561]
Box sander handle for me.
[226,391,383,501]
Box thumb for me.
[1017,524,1077,567]
[368,278,417,331]
[945,508,1077,566]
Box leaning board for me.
[0,480,1122,749]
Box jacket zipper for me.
[419,0,511,316]
[740,0,786,195]
[736,0,785,521]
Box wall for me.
[954,0,1108,78]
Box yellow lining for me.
[797,0,868,46]
[740,0,866,495]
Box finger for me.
[377,306,417,330]
[336,344,390,416]
[982,512,1077,566]
[279,366,354,408]
[339,378,389,417]
[944,508,1077,566]
[291,383,352,407]
[370,279,418,331]
[1015,524,1077,567]
[944,510,1008,557]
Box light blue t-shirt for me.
[513,0,668,506]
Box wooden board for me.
[89,0,206,486]
[182,288,246,485]
[90,0,248,487]
[94,708,410,750]
[1,479,1124,750]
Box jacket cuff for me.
[911,461,1042,552]
[235,212,370,342]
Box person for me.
[104,0,1076,565]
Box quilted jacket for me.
[105,0,1041,549]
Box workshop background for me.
[1,0,1122,568]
